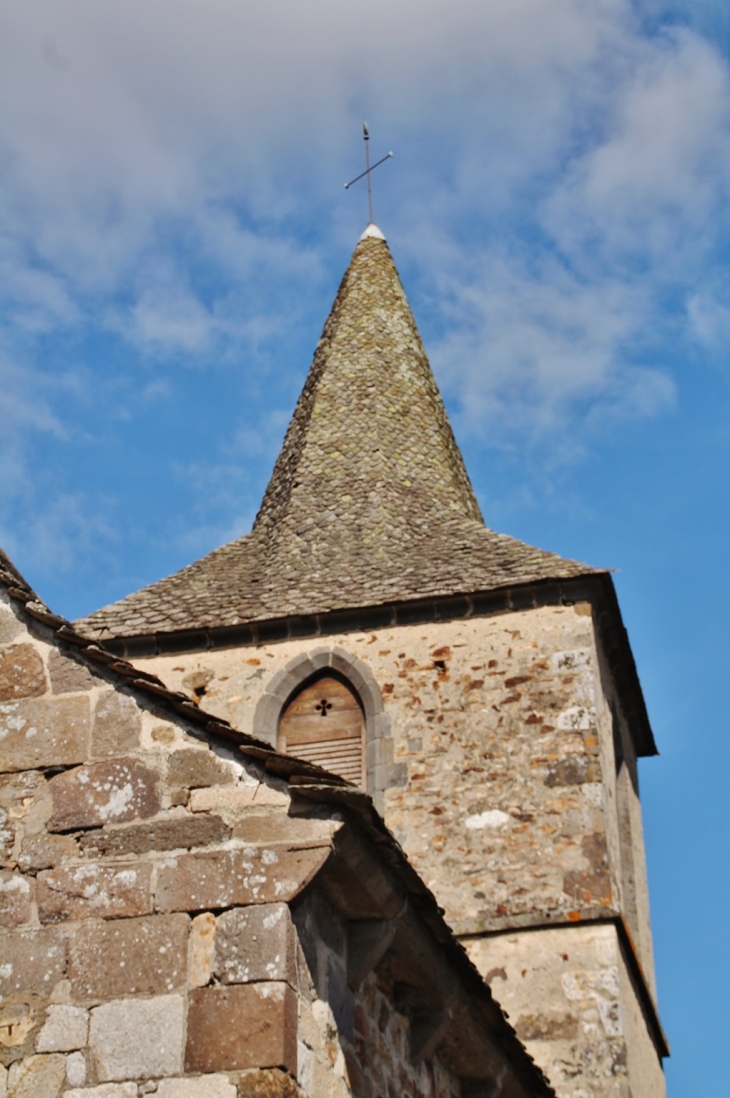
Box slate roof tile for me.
[76,231,595,640]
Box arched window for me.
[278,671,365,786]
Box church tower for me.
[78,225,667,1098]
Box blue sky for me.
[1,1,729,1092]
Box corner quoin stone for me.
[185,983,297,1075]
[213,903,295,986]
[154,844,331,912]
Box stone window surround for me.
[252,646,404,804]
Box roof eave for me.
[77,571,656,759]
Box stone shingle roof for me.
[77,229,595,640]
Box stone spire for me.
[76,229,593,640]
[253,229,483,553]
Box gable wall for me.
[0,591,465,1098]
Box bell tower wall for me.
[132,597,665,1097]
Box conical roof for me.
[77,228,594,640]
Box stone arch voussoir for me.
[253,646,401,802]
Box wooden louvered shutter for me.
[278,675,365,786]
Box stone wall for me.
[465,924,664,1098]
[0,590,471,1098]
[294,888,460,1098]
[135,600,664,1097]
[136,604,648,950]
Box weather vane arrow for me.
[344,122,393,224]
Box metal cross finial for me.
[344,122,393,224]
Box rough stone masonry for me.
[0,558,553,1098]
[133,594,666,1098]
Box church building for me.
[78,223,668,1098]
[0,223,666,1098]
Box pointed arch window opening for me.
[277,669,366,787]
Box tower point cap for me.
[360,222,386,241]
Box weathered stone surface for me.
[235,1070,304,1098]
[0,773,50,865]
[155,844,330,913]
[0,645,46,702]
[465,924,642,1098]
[232,812,336,846]
[0,610,23,645]
[47,649,98,695]
[214,904,294,986]
[156,1077,237,1098]
[0,928,66,996]
[64,1051,86,1087]
[167,748,236,790]
[37,862,152,923]
[185,983,297,1074]
[0,809,14,864]
[563,834,612,908]
[36,1004,89,1052]
[91,692,141,758]
[545,755,600,787]
[0,994,47,1064]
[17,834,77,873]
[67,914,189,998]
[139,609,614,931]
[6,1053,65,1098]
[89,995,185,1082]
[188,912,216,989]
[514,1011,578,1041]
[562,866,612,907]
[0,697,89,773]
[0,771,50,836]
[48,759,160,832]
[0,873,32,928]
[188,784,258,820]
[78,814,230,857]
[66,1083,137,1097]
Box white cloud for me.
[544,28,730,274]
[0,0,728,575]
[686,285,730,363]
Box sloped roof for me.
[76,229,594,640]
[0,548,561,1093]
